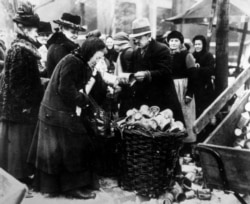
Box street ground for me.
[22,177,249,204]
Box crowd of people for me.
[0,2,216,200]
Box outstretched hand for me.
[134,71,148,82]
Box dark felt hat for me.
[167,30,184,44]
[53,13,87,32]
[38,21,52,35]
[13,2,40,28]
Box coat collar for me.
[12,35,41,59]
[47,31,78,51]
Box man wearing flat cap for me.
[127,18,184,122]
[46,13,87,77]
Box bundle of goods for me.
[233,100,250,149]
[115,105,186,198]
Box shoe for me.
[65,189,96,199]
[25,189,34,198]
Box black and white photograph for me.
[0,0,250,203]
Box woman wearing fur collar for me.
[0,2,44,184]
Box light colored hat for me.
[113,32,130,45]
[130,18,151,38]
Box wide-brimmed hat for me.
[53,13,87,32]
[167,30,184,44]
[38,21,52,35]
[13,2,40,28]
[113,32,130,45]
[130,18,151,38]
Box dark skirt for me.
[28,120,98,193]
[32,168,98,194]
[0,121,36,179]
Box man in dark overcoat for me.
[126,18,183,122]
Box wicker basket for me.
[119,126,186,198]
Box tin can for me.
[185,190,196,199]
[159,192,174,204]
[171,182,186,202]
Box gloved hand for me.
[134,71,150,82]
[195,63,200,68]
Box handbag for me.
[81,95,110,137]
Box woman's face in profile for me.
[24,27,38,42]
[88,49,105,68]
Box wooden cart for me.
[193,67,250,204]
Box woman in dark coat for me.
[28,37,107,199]
[46,13,86,77]
[192,35,215,118]
[167,31,197,143]
[0,3,43,183]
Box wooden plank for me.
[206,0,217,51]
[199,23,250,35]
[203,91,250,146]
[193,67,250,134]
[236,18,248,72]
[215,0,230,96]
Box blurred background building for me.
[0,0,250,67]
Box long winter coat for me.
[0,34,43,123]
[127,39,184,122]
[46,32,79,77]
[0,34,44,179]
[193,50,215,117]
[29,51,96,174]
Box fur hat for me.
[38,21,52,35]
[13,2,40,28]
[130,18,151,38]
[53,13,87,32]
[167,30,184,44]
[113,32,130,45]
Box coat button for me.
[71,114,74,117]
[45,114,50,118]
